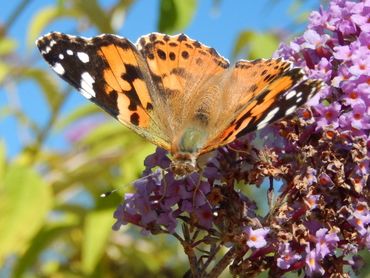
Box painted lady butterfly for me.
[36,32,322,176]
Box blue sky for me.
[0,0,319,157]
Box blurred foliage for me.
[232,31,279,60]
[158,0,197,34]
[2,0,367,277]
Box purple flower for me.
[333,45,353,60]
[302,29,330,50]
[304,194,320,210]
[349,56,370,76]
[245,227,270,249]
[341,81,367,107]
[314,228,340,258]
[305,167,317,186]
[305,246,325,276]
[315,103,341,129]
[143,147,171,172]
[277,243,302,270]
[193,204,213,229]
[365,229,370,249]
[340,103,370,130]
[348,211,370,235]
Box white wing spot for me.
[52,63,65,75]
[44,46,51,54]
[49,40,56,47]
[285,90,296,100]
[80,72,96,99]
[257,107,279,130]
[285,105,297,116]
[59,54,64,60]
[67,49,73,55]
[296,97,302,103]
[297,91,302,97]
[77,52,90,63]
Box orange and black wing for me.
[36,32,171,150]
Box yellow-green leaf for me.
[0,164,53,263]
[232,31,279,60]
[27,6,77,48]
[158,0,197,33]
[0,141,5,180]
[82,209,114,274]
[0,38,17,56]
[0,62,10,84]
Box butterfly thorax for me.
[171,127,208,176]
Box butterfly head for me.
[171,152,198,177]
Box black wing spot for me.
[146,102,153,110]
[157,49,166,60]
[138,37,146,47]
[149,34,157,42]
[182,51,189,59]
[251,59,261,65]
[178,34,187,42]
[248,84,258,92]
[193,41,201,48]
[130,113,140,126]
[163,35,170,42]
[184,43,193,49]
[169,52,176,60]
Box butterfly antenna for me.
[100,167,171,198]
[100,189,118,198]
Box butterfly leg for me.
[159,169,169,202]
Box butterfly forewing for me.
[36,32,171,150]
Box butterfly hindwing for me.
[36,32,171,150]
[202,59,322,153]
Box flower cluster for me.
[113,0,369,276]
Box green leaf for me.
[0,164,53,263]
[232,31,279,60]
[0,62,10,84]
[0,141,5,180]
[74,0,114,33]
[27,6,77,48]
[158,0,197,33]
[82,209,114,274]
[27,6,60,47]
[0,38,17,56]
[13,222,77,278]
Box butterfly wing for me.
[36,32,171,150]
[135,33,231,153]
[202,58,322,153]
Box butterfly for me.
[36,32,322,176]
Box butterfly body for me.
[36,32,322,176]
